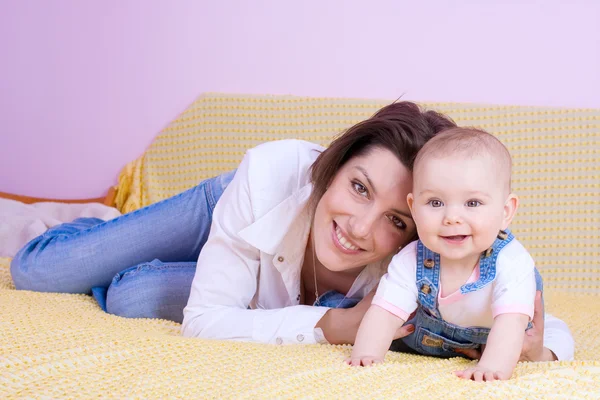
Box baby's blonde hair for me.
[413,127,513,193]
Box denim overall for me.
[319,230,543,355]
[394,229,542,357]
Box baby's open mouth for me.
[442,235,468,241]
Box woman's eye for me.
[388,215,406,230]
[353,181,368,197]
[428,200,443,208]
[466,200,481,207]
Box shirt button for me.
[296,334,304,342]
[296,294,301,301]
[277,256,284,262]
[276,337,283,345]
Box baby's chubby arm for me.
[346,243,418,366]
[456,243,538,381]
[347,305,407,367]
[455,313,529,381]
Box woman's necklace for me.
[310,235,353,308]
[310,235,356,308]
[311,237,321,306]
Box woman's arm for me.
[318,249,419,346]
[315,301,364,345]
[524,291,574,361]
[540,312,574,361]
[316,290,415,345]
[182,144,330,344]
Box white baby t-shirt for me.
[372,239,536,328]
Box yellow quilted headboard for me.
[115,93,600,293]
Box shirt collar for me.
[238,182,389,298]
[238,183,313,255]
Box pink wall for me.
[1,1,599,199]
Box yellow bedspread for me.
[1,258,599,398]
[2,93,600,398]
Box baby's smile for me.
[440,235,469,243]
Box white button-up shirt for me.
[181,139,385,345]
[181,139,574,360]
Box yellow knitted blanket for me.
[1,258,599,398]
[116,93,600,293]
[3,93,600,398]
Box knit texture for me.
[1,258,599,398]
[3,93,600,398]
[116,93,600,294]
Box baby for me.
[348,127,539,381]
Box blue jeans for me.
[10,170,236,323]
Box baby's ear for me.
[407,193,415,214]
[501,193,519,229]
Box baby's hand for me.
[454,364,509,382]
[345,355,383,367]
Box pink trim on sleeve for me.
[492,304,534,319]
[372,295,411,321]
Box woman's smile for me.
[332,221,363,254]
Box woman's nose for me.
[349,211,377,239]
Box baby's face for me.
[408,154,514,266]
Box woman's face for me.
[312,146,416,273]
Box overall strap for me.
[416,240,442,318]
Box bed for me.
[1,93,599,398]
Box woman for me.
[10,102,573,361]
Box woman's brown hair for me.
[309,101,456,208]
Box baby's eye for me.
[428,200,443,208]
[353,181,368,197]
[466,200,481,207]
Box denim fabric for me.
[104,260,198,323]
[400,307,489,356]
[313,232,544,354]
[391,232,544,358]
[11,170,236,323]
[388,267,544,354]
[315,290,361,309]
[415,231,515,319]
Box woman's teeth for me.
[336,226,360,251]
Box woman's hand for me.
[316,289,415,345]
[455,291,558,362]
[518,291,557,362]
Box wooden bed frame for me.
[0,187,117,207]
